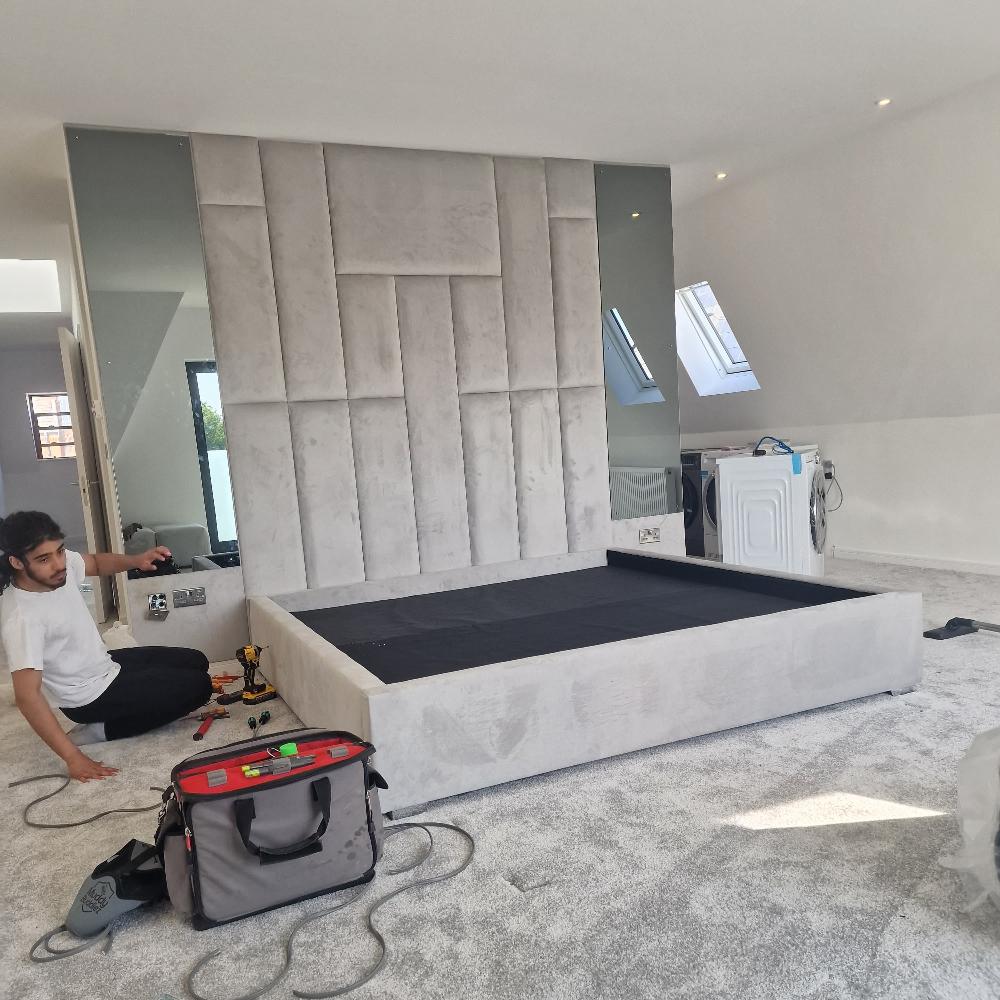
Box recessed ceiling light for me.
[715,172,728,181]
[876,97,892,107]
[0,259,61,313]
[631,211,641,218]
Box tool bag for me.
[156,727,387,929]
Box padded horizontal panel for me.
[544,159,596,219]
[550,218,605,388]
[190,134,265,206]
[460,392,520,566]
[450,277,509,394]
[325,144,501,275]
[200,205,286,405]
[274,550,607,613]
[289,400,365,588]
[337,275,404,398]
[395,277,471,573]
[260,141,347,402]
[349,397,421,580]
[494,157,558,390]
[224,403,307,595]
[559,386,612,551]
[510,389,568,558]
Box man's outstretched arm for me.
[11,669,118,782]
[82,546,172,577]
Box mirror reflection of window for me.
[596,163,681,520]
[186,363,237,553]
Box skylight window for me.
[602,308,664,406]
[0,259,61,313]
[675,281,759,396]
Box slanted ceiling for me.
[190,136,611,596]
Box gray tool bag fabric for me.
[156,728,387,929]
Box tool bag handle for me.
[234,777,331,866]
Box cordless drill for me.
[218,644,277,706]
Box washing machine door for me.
[704,474,718,528]
[810,468,827,553]
[682,473,701,528]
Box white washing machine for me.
[700,446,753,560]
[717,445,827,576]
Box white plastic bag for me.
[941,727,1000,911]
[102,621,139,650]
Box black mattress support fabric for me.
[292,556,868,686]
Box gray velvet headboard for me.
[190,135,611,596]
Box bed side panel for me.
[368,590,923,810]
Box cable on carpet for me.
[28,924,115,963]
[184,820,475,1000]
[8,773,164,830]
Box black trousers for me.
[62,646,213,741]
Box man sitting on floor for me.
[0,510,212,782]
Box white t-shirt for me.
[0,550,119,708]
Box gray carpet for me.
[2,559,1000,1000]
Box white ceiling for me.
[1,0,999,344]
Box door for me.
[58,326,114,623]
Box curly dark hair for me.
[0,511,64,592]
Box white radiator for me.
[609,466,670,519]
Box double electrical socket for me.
[639,527,660,544]
[173,587,207,608]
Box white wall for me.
[674,74,1000,570]
[0,344,87,549]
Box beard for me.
[25,563,67,591]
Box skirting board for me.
[832,546,1000,579]
[249,551,923,811]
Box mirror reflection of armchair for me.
[123,523,211,569]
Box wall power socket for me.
[173,587,207,608]
[147,593,169,620]
[639,527,660,544]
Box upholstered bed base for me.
[248,550,923,811]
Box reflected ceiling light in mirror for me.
[631,211,641,218]
[0,259,61,312]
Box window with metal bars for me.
[26,392,76,460]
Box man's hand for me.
[132,545,171,573]
[67,751,119,783]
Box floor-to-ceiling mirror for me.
[595,164,681,521]
[66,127,240,572]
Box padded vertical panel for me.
[450,277,509,394]
[550,218,605,388]
[190,134,265,206]
[337,275,404,398]
[289,401,365,588]
[460,393,520,566]
[395,277,471,572]
[510,389,568,557]
[559,386,612,551]
[544,159,597,218]
[259,141,347,401]
[200,205,286,405]
[223,403,307,596]
[493,158,558,390]
[325,144,501,275]
[349,397,420,580]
